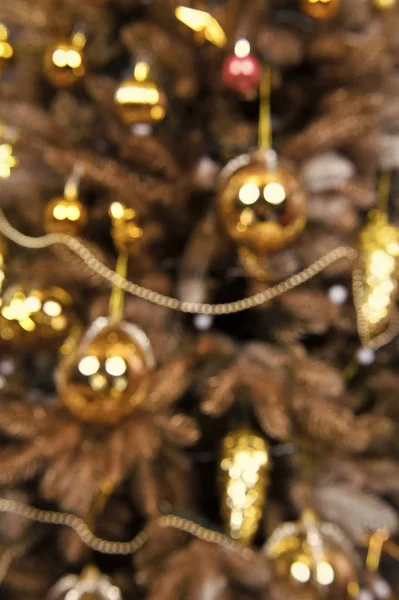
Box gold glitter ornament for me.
[265,510,359,599]
[217,149,307,275]
[114,61,167,126]
[46,565,123,600]
[0,285,77,348]
[44,31,87,88]
[354,210,399,343]
[301,0,341,20]
[0,24,13,72]
[372,0,397,10]
[57,316,154,424]
[219,427,270,544]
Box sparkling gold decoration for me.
[44,195,88,235]
[220,427,270,544]
[114,61,167,126]
[175,5,227,47]
[0,285,76,347]
[109,201,143,254]
[43,31,87,87]
[373,0,397,10]
[217,149,307,274]
[46,565,123,600]
[301,0,341,20]
[0,141,18,179]
[265,510,359,599]
[45,163,88,235]
[354,210,399,344]
[57,316,154,424]
[0,24,13,72]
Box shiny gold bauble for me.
[0,285,76,348]
[57,316,155,424]
[44,196,88,236]
[355,211,399,342]
[43,40,86,87]
[46,566,122,600]
[265,511,359,600]
[109,201,143,254]
[301,0,341,19]
[220,427,270,544]
[373,0,397,10]
[217,150,307,258]
[0,24,13,72]
[114,77,167,126]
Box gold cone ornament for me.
[219,427,270,544]
[46,566,122,600]
[0,285,77,348]
[353,173,399,349]
[265,510,359,599]
[301,0,341,20]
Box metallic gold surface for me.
[43,40,86,87]
[109,201,143,255]
[114,78,167,126]
[0,24,13,72]
[0,285,76,348]
[355,210,399,342]
[217,150,307,259]
[301,0,341,20]
[44,195,88,236]
[372,0,397,10]
[57,316,154,424]
[220,427,270,544]
[46,565,122,600]
[265,511,359,599]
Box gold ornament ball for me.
[109,201,143,254]
[373,0,397,10]
[114,77,167,126]
[266,512,359,600]
[43,40,86,87]
[57,317,154,424]
[217,150,307,257]
[301,0,341,20]
[45,566,122,600]
[44,196,88,236]
[0,285,77,348]
[0,24,13,72]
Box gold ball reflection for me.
[114,78,167,126]
[372,0,397,10]
[301,0,341,20]
[109,202,143,254]
[0,285,76,349]
[57,318,154,424]
[44,196,88,236]
[266,514,359,600]
[217,154,307,257]
[43,41,86,87]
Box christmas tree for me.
[0,0,399,598]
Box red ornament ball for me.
[222,53,262,97]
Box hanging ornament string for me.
[0,498,254,560]
[258,65,272,150]
[0,208,356,314]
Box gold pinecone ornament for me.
[353,210,399,347]
[219,427,270,544]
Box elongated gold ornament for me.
[219,427,270,544]
[353,210,399,348]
